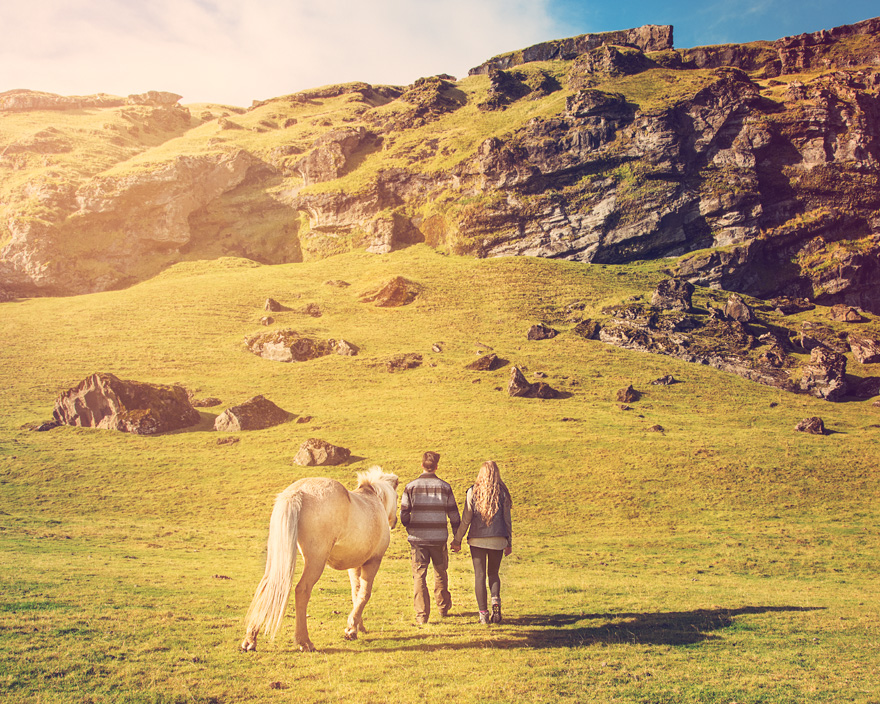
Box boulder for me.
[651,279,694,312]
[848,332,880,364]
[795,417,827,435]
[53,373,200,435]
[191,396,222,408]
[265,298,286,312]
[829,304,863,322]
[293,438,351,466]
[527,323,558,340]
[724,293,754,323]
[651,375,678,385]
[507,366,562,398]
[798,347,848,401]
[616,384,641,403]
[213,395,290,432]
[245,328,358,362]
[466,353,504,371]
[260,316,274,326]
[799,322,849,353]
[359,276,421,307]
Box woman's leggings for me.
[470,546,504,611]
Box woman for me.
[451,461,513,625]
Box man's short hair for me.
[422,451,440,470]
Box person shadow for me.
[353,605,825,653]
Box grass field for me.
[1,246,878,703]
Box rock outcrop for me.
[53,373,200,435]
[245,329,359,362]
[213,395,290,431]
[507,366,562,398]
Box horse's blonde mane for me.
[356,465,398,491]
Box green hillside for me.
[1,248,878,702]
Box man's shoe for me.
[415,616,428,625]
[490,602,502,624]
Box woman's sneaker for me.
[490,602,502,624]
[478,610,490,625]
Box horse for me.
[240,466,399,652]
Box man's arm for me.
[446,486,461,535]
[400,486,412,527]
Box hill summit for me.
[2,16,880,313]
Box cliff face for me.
[2,18,880,310]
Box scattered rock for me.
[260,316,274,326]
[296,416,313,424]
[647,424,664,432]
[527,323,558,340]
[293,438,351,466]
[616,385,640,403]
[507,366,562,398]
[216,436,241,445]
[359,277,421,307]
[298,303,322,317]
[724,293,754,323]
[31,420,61,432]
[572,319,601,339]
[385,353,423,372]
[771,297,815,315]
[829,304,863,323]
[848,332,880,364]
[466,353,504,371]
[245,329,358,362]
[191,397,222,408]
[52,373,200,435]
[651,375,678,385]
[798,347,848,401]
[795,417,827,435]
[851,377,880,399]
[651,279,694,312]
[619,404,632,411]
[431,343,443,353]
[799,322,849,354]
[213,395,290,432]
[324,280,350,288]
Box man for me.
[400,451,461,624]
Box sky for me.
[1,0,878,107]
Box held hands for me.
[450,541,461,553]
[504,546,512,556]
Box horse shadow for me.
[353,605,824,653]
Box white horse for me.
[241,466,399,652]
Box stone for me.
[213,395,290,432]
[572,319,601,339]
[299,303,322,318]
[527,323,558,340]
[217,436,240,445]
[795,417,826,435]
[651,279,694,312]
[798,347,848,401]
[385,353,423,372]
[191,396,222,408]
[651,375,678,385]
[265,298,285,312]
[466,353,504,371]
[616,385,640,403]
[53,373,200,435]
[260,316,274,326]
[507,366,562,398]
[359,277,421,307]
[324,279,350,287]
[293,438,351,466]
[851,377,880,399]
[245,329,358,362]
[724,293,754,323]
[848,333,880,364]
[829,304,864,323]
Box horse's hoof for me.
[343,630,358,641]
[240,638,257,652]
[298,641,316,652]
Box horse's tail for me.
[244,486,302,641]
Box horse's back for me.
[288,477,351,547]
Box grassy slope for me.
[1,247,878,703]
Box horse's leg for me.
[294,556,326,652]
[348,567,361,608]
[344,557,382,641]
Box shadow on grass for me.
[349,606,825,652]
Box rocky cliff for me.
[2,17,880,310]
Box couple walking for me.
[399,451,513,626]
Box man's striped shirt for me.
[400,472,461,545]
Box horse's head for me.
[357,466,399,529]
